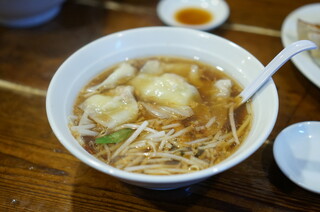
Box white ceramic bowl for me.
[46,27,278,190]
[0,0,65,28]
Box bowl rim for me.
[46,26,279,185]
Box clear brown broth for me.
[71,56,252,175]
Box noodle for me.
[158,129,175,151]
[161,123,181,129]
[229,104,240,145]
[205,117,216,128]
[111,121,148,159]
[185,137,211,145]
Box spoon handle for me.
[239,40,317,105]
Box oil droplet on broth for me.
[174,7,213,25]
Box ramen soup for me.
[69,57,252,175]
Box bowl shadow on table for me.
[125,176,225,209]
[124,176,253,211]
[261,140,297,194]
[70,162,220,211]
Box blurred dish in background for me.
[157,0,229,31]
[0,0,65,28]
[281,3,320,88]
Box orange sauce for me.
[174,7,213,25]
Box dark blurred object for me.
[0,0,66,28]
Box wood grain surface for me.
[1,0,320,211]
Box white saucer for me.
[273,121,320,194]
[156,0,229,31]
[281,3,320,88]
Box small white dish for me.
[273,121,320,194]
[281,3,320,88]
[157,0,229,31]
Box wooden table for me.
[1,0,319,211]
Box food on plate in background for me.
[297,19,320,66]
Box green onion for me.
[95,128,134,144]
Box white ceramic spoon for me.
[238,40,317,105]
